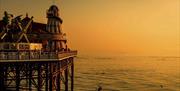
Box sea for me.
[74,56,180,91]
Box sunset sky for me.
[0,0,179,56]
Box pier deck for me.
[0,51,77,91]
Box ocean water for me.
[74,56,180,91]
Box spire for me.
[26,13,28,17]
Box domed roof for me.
[49,5,59,11]
[46,5,62,23]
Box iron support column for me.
[38,63,43,91]
[16,64,20,91]
[49,63,53,91]
[29,64,32,91]
[57,62,61,91]
[71,58,74,91]
[65,66,68,91]
[45,63,49,91]
[0,64,5,91]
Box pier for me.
[0,5,77,91]
[0,51,77,91]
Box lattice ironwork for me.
[0,58,74,91]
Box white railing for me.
[0,51,77,61]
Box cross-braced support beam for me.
[0,57,75,91]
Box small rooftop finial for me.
[26,13,28,17]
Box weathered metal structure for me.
[0,5,77,91]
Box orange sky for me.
[0,0,179,56]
